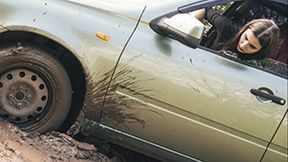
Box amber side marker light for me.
[96,32,111,41]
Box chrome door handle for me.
[250,89,286,105]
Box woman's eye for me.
[250,44,257,49]
[244,34,248,40]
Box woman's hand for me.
[188,8,206,20]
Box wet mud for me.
[82,66,150,127]
[0,119,110,162]
[0,119,161,162]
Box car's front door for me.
[101,1,288,161]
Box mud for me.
[82,66,150,128]
[0,119,161,162]
[0,119,110,162]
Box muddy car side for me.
[0,0,287,162]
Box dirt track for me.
[0,120,110,162]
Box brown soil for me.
[0,120,110,162]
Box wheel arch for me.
[0,30,86,132]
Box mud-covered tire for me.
[0,44,72,133]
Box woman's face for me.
[237,28,262,54]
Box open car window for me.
[169,0,288,78]
[150,0,287,78]
[198,0,288,78]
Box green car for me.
[0,0,287,161]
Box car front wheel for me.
[0,44,72,133]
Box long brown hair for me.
[222,19,280,60]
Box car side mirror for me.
[150,12,204,48]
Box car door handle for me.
[250,89,286,105]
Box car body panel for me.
[0,0,141,75]
[65,0,199,22]
[0,0,287,161]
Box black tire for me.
[0,44,72,133]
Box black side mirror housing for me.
[149,12,204,48]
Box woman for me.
[190,8,280,60]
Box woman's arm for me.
[205,8,233,32]
[188,8,206,20]
[190,8,237,33]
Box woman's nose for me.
[240,41,249,49]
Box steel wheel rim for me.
[0,69,49,124]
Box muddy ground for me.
[0,120,160,162]
[0,119,110,162]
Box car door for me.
[100,0,288,161]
